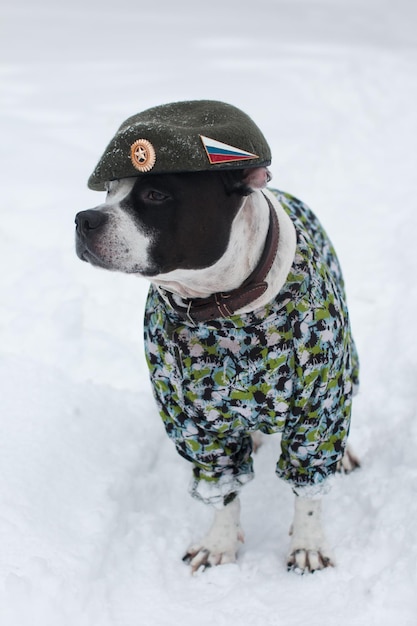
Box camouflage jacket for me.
[144,190,359,506]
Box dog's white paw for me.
[287,497,334,574]
[183,533,244,573]
[287,548,334,574]
[250,430,263,452]
[336,445,361,473]
[183,498,244,573]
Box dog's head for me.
[75,168,270,277]
[75,100,272,279]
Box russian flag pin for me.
[200,135,259,165]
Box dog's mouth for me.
[75,238,109,268]
[76,237,156,276]
[79,250,101,265]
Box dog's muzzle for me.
[75,209,108,237]
[75,209,109,263]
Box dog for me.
[75,100,359,574]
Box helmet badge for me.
[200,135,259,165]
[130,139,156,172]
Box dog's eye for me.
[147,190,169,202]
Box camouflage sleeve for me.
[275,291,354,495]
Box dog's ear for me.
[220,167,272,196]
[242,167,272,190]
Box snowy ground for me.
[1,0,417,624]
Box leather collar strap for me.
[162,194,280,324]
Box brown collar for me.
[162,194,280,324]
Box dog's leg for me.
[250,430,263,452]
[337,444,361,473]
[287,497,334,574]
[183,497,244,573]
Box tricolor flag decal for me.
[200,135,259,164]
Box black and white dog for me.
[76,162,359,574]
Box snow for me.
[1,0,417,624]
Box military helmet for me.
[88,100,271,191]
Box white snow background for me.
[1,0,416,624]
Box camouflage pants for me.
[144,190,359,506]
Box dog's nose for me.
[75,209,108,236]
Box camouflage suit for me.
[144,190,359,506]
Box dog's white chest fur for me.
[154,189,297,310]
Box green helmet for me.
[88,100,271,191]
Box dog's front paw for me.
[287,548,334,574]
[287,497,334,574]
[337,445,360,473]
[183,538,242,573]
[183,498,244,573]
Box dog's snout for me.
[75,209,108,236]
